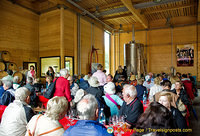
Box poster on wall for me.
[176,44,194,66]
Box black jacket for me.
[86,87,111,120]
[119,97,143,128]
[171,89,191,106]
[24,84,37,107]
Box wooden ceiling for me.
[8,0,198,31]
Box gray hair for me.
[3,80,13,88]
[27,77,33,84]
[123,84,137,98]
[46,96,68,120]
[60,69,68,77]
[13,76,19,83]
[15,87,31,102]
[77,94,98,120]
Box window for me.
[104,31,110,74]
[40,57,60,77]
[65,56,74,75]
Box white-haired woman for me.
[0,87,35,136]
[0,80,15,105]
[13,76,21,90]
[102,82,123,116]
[53,69,72,103]
[26,96,68,136]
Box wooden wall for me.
[111,25,200,81]
[80,17,104,74]
[0,0,39,72]
[39,8,104,75]
[39,9,60,57]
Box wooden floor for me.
[188,89,200,136]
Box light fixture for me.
[153,0,163,3]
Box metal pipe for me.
[171,27,173,66]
[66,0,114,31]
[113,32,116,74]
[77,14,81,75]
[118,32,120,66]
[132,24,135,41]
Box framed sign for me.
[40,57,60,77]
[176,44,194,67]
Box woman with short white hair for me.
[13,76,20,90]
[102,82,123,116]
[26,96,68,136]
[0,87,35,136]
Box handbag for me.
[43,78,58,99]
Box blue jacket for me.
[135,85,146,101]
[63,120,114,136]
[0,86,5,99]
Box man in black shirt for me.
[119,84,143,128]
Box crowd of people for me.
[0,64,198,136]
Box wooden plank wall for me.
[0,0,39,72]
[39,9,60,57]
[111,25,200,81]
[39,9,104,75]
[80,17,104,74]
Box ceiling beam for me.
[101,13,133,21]
[198,0,200,22]
[143,3,195,15]
[134,0,185,9]
[87,1,123,12]
[121,0,148,28]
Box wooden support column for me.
[60,6,65,68]
[74,13,78,75]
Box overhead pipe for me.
[66,0,114,31]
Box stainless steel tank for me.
[124,41,137,75]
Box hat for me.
[145,75,151,82]
[130,75,136,81]
[74,89,85,103]
[88,76,99,87]
[104,82,116,95]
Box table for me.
[59,117,135,136]
[141,100,150,111]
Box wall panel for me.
[39,9,60,57]
[0,0,39,71]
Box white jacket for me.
[0,100,28,136]
[149,84,163,102]
[25,114,64,136]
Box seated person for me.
[135,78,146,101]
[63,94,113,136]
[115,75,128,93]
[149,77,163,102]
[79,75,90,90]
[0,80,15,106]
[33,78,43,92]
[119,84,143,128]
[13,76,21,90]
[158,92,187,131]
[0,79,5,99]
[2,70,13,82]
[26,96,68,136]
[171,81,191,108]
[134,101,173,136]
[86,77,111,120]
[103,82,123,116]
[129,75,137,86]
[0,87,35,136]
[24,77,37,107]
